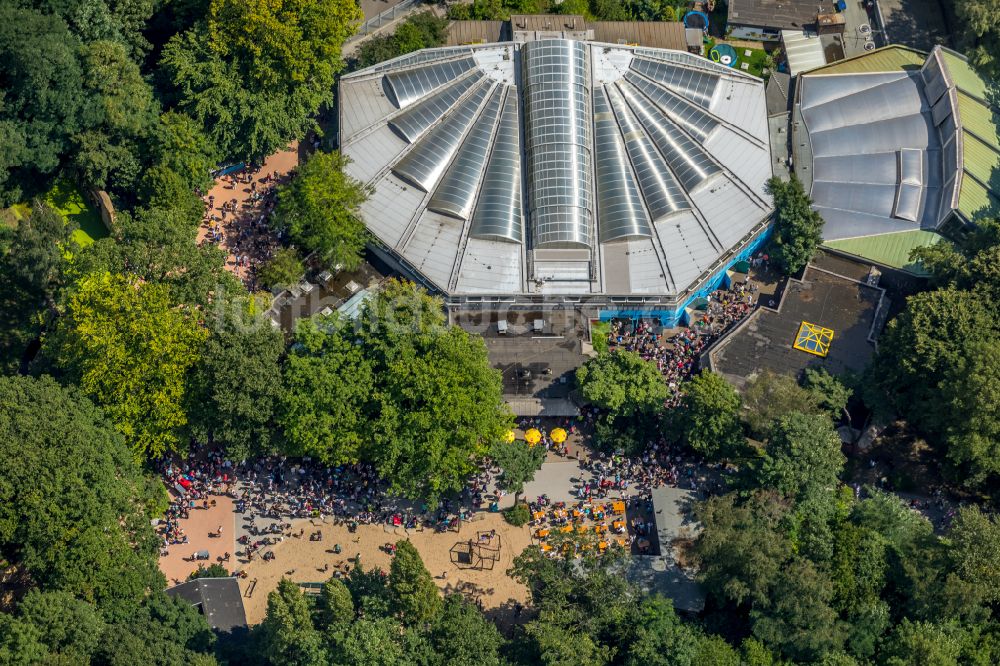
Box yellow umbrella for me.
[504,430,516,444]
[524,428,542,446]
[550,427,568,444]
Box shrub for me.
[503,503,530,527]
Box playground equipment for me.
[683,10,710,32]
[449,531,501,570]
[710,43,738,67]
[793,321,834,357]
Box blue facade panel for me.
[598,224,772,327]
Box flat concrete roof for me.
[708,264,884,386]
[627,486,705,613]
[728,0,822,30]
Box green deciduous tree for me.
[69,205,241,308]
[428,594,504,666]
[491,439,546,504]
[30,0,156,57]
[765,176,824,275]
[72,39,159,192]
[149,111,220,193]
[187,298,285,459]
[334,617,405,666]
[371,324,510,501]
[954,0,1000,78]
[752,412,844,501]
[948,506,1000,605]
[279,314,374,464]
[162,0,362,160]
[315,577,354,635]
[742,369,823,438]
[750,558,847,662]
[881,619,963,666]
[388,540,442,624]
[258,247,305,290]
[576,350,669,417]
[0,8,85,203]
[355,12,451,68]
[624,595,703,666]
[694,492,792,608]
[273,151,369,270]
[673,371,745,460]
[98,592,218,665]
[0,375,164,606]
[258,579,326,666]
[0,590,105,663]
[803,367,852,421]
[0,202,78,371]
[44,272,207,459]
[139,164,207,221]
[874,287,1000,485]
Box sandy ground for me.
[237,513,531,625]
[158,495,237,586]
[197,142,300,285]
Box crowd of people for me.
[200,165,286,291]
[604,278,758,405]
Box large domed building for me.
[338,37,773,324]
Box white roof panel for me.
[339,40,773,297]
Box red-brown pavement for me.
[158,495,236,586]
[197,142,300,284]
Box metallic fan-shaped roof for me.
[389,72,483,142]
[428,86,506,219]
[339,39,773,297]
[521,40,593,248]
[392,81,495,191]
[385,57,477,108]
[606,84,689,223]
[470,90,523,242]
[593,87,652,242]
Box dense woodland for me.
[2,0,1000,664]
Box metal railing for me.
[346,0,423,43]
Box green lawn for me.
[738,47,770,77]
[706,40,771,78]
[44,180,108,247]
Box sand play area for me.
[236,512,532,624]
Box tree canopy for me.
[673,371,745,460]
[751,412,845,502]
[43,271,207,459]
[491,439,546,503]
[162,0,362,159]
[186,298,286,460]
[354,12,451,68]
[279,314,374,464]
[273,151,370,271]
[0,203,77,372]
[576,350,669,417]
[0,375,164,607]
[279,281,510,503]
[765,176,824,275]
[388,540,443,624]
[954,0,1000,78]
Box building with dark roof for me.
[445,15,689,51]
[728,0,832,41]
[707,263,886,387]
[338,36,774,325]
[726,0,834,42]
[166,578,248,633]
